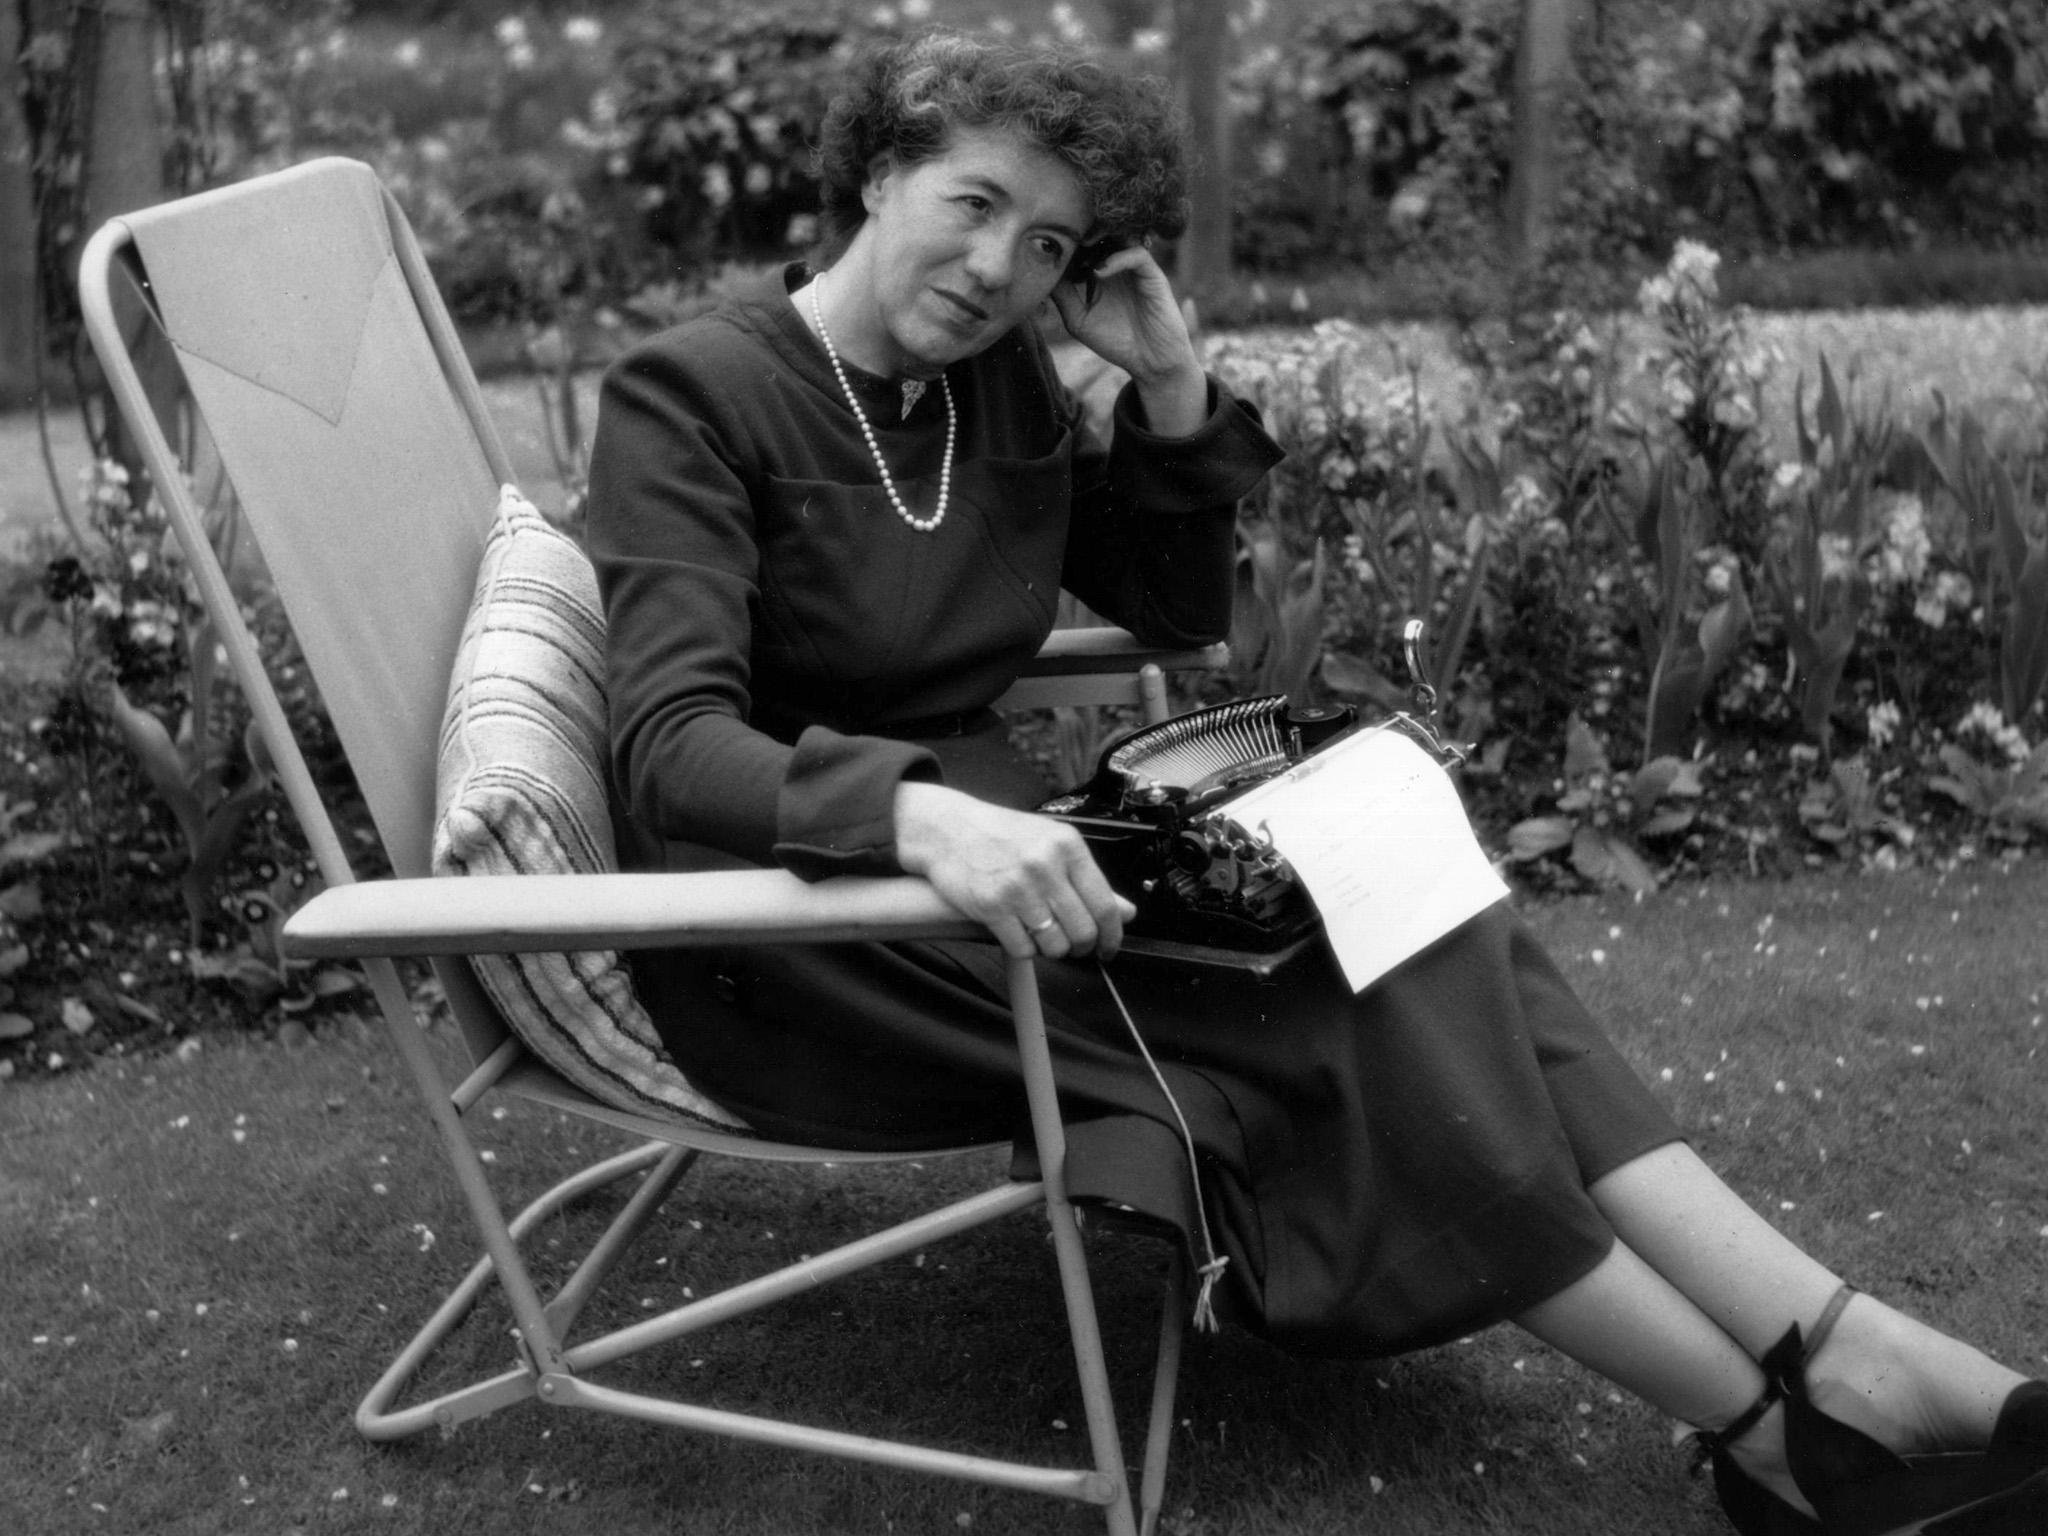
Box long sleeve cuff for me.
[1108,379,1284,514]
[772,725,942,880]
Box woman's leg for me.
[1588,1142,2026,1453]
[1513,1235,1814,1514]
[1513,1235,1767,1422]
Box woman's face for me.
[839,124,1091,378]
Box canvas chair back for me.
[83,159,536,1070]
[105,157,506,883]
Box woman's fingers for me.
[1008,846,1136,960]
[1058,844,1130,958]
[893,783,1134,958]
[1050,247,1205,432]
[961,833,1127,958]
[991,913,1042,960]
[1088,243,1159,282]
[1021,890,1093,961]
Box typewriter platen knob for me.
[1284,703,1356,755]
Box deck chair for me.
[79,157,1227,1536]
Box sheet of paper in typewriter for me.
[1222,725,1509,992]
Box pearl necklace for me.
[808,276,955,534]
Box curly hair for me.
[813,32,1189,263]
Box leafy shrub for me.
[1203,229,2048,888]
[1230,0,1519,278]
[1915,400,2048,726]
[1504,713,1703,895]
[1928,713,2048,844]
[1224,0,2048,313]
[1749,0,2048,248]
[37,463,272,942]
[1206,321,1490,716]
[599,2,894,274]
[30,456,355,979]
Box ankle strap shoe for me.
[1706,1284,2048,1536]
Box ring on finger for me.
[1027,916,1058,935]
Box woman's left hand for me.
[1049,244,1207,436]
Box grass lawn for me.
[5,860,2046,1535]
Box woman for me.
[584,31,2045,1535]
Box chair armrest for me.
[1017,626,1228,678]
[283,869,983,959]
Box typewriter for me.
[1038,622,1466,962]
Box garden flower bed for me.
[1211,302,2048,463]
[1196,246,2048,897]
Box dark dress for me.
[584,266,1682,1357]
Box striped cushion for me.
[432,486,749,1131]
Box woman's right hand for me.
[893,781,1134,960]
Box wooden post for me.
[1172,0,1232,313]
[0,0,39,408]
[1504,0,1582,272]
[78,0,177,482]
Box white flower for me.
[1504,473,1549,523]
[1669,239,1722,297]
[562,16,603,46]
[1956,703,2031,766]
[1736,339,1781,385]
[1817,533,1857,585]
[1769,460,1814,508]
[1340,532,1376,587]
[1389,185,1432,227]
[1711,389,1758,432]
[1699,547,1739,597]
[1641,240,1723,324]
[1866,701,1902,750]
[1871,492,1931,588]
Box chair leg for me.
[1138,1246,1190,1536]
[546,1144,699,1337]
[1137,662,1169,725]
[356,1139,676,1440]
[1045,1193,1139,1536]
[365,957,562,1369]
[1006,954,1141,1536]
